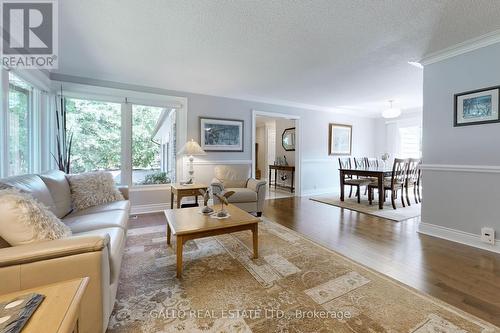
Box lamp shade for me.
[178,139,206,156]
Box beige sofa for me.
[0,170,129,333]
[211,165,267,216]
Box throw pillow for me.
[67,171,124,211]
[0,189,72,246]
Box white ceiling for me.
[55,0,500,116]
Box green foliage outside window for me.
[8,74,31,176]
[132,105,162,169]
[65,99,172,184]
[65,98,122,174]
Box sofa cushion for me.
[67,171,124,211]
[0,189,72,246]
[63,210,129,233]
[75,227,125,284]
[225,188,257,203]
[0,174,56,212]
[65,200,130,217]
[40,170,72,218]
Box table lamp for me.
[178,139,206,184]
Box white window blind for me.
[398,126,422,158]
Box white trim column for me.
[0,69,9,178]
[121,101,132,186]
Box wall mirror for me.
[282,127,296,151]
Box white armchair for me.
[211,166,267,216]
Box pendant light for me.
[382,100,401,119]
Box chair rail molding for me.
[418,222,500,254]
[302,158,336,164]
[420,164,500,173]
[420,29,500,66]
[192,159,253,165]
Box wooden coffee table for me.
[164,204,260,278]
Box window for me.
[8,73,32,176]
[398,126,422,158]
[64,96,179,186]
[65,98,122,183]
[132,105,176,185]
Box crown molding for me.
[420,29,500,66]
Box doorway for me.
[252,111,300,199]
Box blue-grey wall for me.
[421,42,500,249]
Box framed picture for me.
[454,87,500,127]
[200,117,244,152]
[329,123,352,156]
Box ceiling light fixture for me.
[408,61,423,69]
[382,100,402,119]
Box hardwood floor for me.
[262,197,500,326]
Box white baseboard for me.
[300,187,339,197]
[418,222,500,254]
[131,203,171,215]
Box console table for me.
[269,165,295,193]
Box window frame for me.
[7,74,34,176]
[60,89,187,189]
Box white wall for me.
[420,42,500,252]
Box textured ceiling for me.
[55,0,500,116]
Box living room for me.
[1,1,500,333]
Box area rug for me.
[310,195,421,222]
[107,218,496,333]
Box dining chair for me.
[353,157,366,169]
[416,167,422,203]
[339,157,371,203]
[368,158,410,209]
[405,158,421,206]
[365,158,379,168]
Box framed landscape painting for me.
[200,117,244,152]
[328,123,352,155]
[454,87,500,127]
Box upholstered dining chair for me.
[339,157,371,203]
[360,157,378,194]
[405,158,422,205]
[368,158,410,209]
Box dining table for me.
[339,166,393,209]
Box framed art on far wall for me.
[328,123,352,155]
[200,117,244,152]
[454,87,500,127]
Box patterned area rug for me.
[107,218,497,332]
[310,196,421,222]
